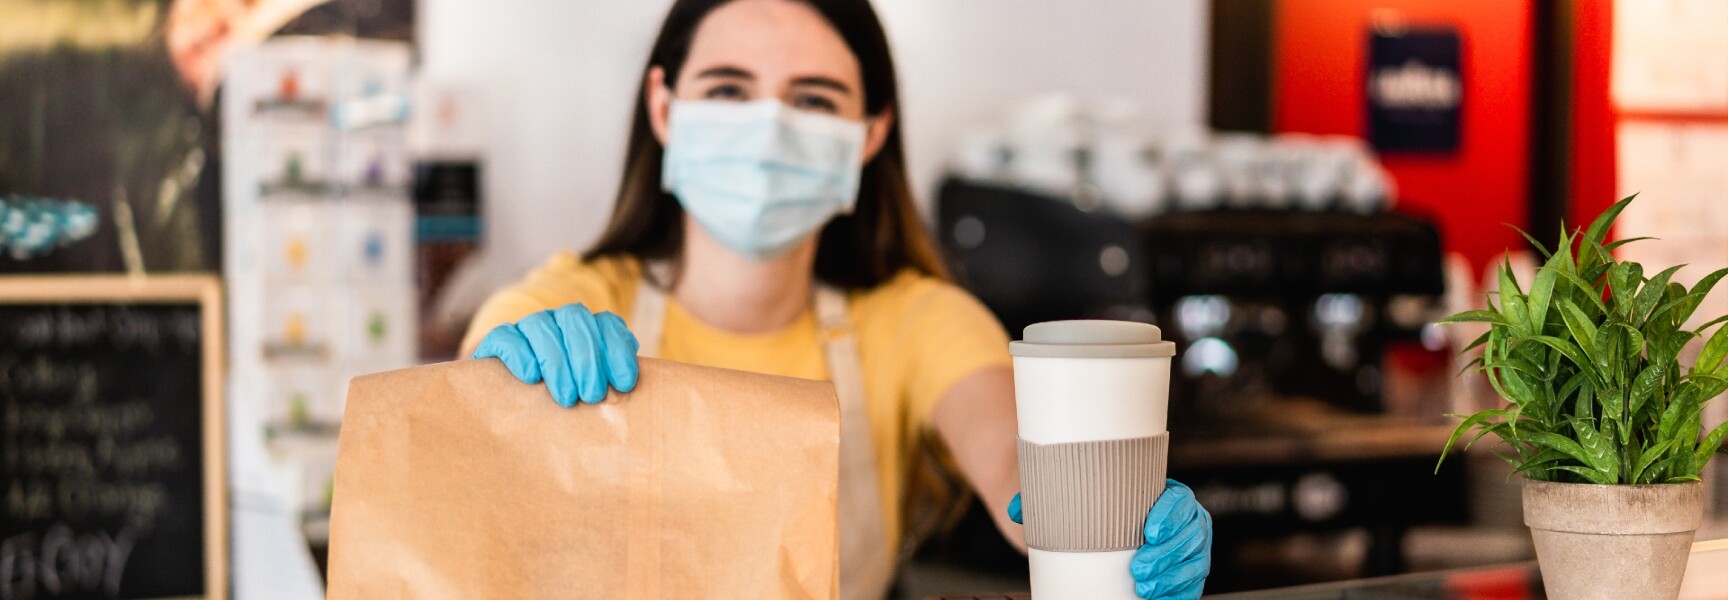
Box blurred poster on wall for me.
[1366,25,1462,153]
[1612,0,1728,111]
[0,0,412,274]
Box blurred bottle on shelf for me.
[408,83,485,361]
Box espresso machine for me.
[932,179,1467,590]
[1140,208,1447,422]
[936,178,1446,426]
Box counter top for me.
[929,538,1728,600]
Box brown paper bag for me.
[327,358,840,599]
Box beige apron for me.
[631,273,896,600]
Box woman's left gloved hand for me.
[1128,480,1211,599]
[1008,479,1212,600]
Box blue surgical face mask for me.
[662,98,867,261]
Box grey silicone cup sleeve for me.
[1017,433,1169,552]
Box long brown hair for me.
[583,0,949,290]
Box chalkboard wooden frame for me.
[0,275,228,600]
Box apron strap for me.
[630,262,896,599]
[814,285,896,600]
[630,261,672,358]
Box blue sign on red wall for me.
[1367,27,1462,153]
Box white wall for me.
[418,0,1207,285]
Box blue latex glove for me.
[471,303,640,407]
[1008,479,1212,600]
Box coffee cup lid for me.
[1009,320,1177,359]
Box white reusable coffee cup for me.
[1011,320,1175,599]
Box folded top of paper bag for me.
[328,357,840,599]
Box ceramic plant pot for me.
[1523,479,1704,600]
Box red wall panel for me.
[1272,1,1535,273]
[1569,0,1617,234]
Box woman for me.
[461,0,1211,598]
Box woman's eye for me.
[791,93,839,113]
[703,84,747,101]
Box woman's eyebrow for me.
[790,75,852,95]
[694,65,753,80]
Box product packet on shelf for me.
[327,357,840,599]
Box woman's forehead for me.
[682,0,861,87]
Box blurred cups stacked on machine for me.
[946,93,1397,220]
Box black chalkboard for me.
[0,276,226,600]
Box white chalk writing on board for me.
[0,524,137,598]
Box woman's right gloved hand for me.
[1007,479,1211,600]
[471,303,641,407]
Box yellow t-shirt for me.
[460,252,1012,553]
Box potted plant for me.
[1437,195,1728,599]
